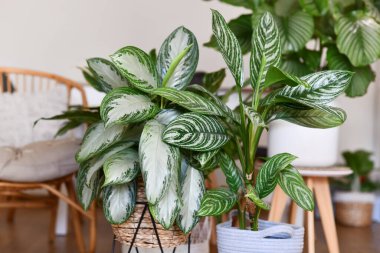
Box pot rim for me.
[334,191,376,203]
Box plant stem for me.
[238,198,246,229]
[252,207,261,231]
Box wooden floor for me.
[1,208,379,253]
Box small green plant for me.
[336,150,379,192]
[205,0,380,97]
[196,9,352,231]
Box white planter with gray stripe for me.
[217,219,304,253]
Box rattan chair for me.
[0,67,96,253]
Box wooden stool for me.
[268,166,352,253]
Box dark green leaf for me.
[202,68,226,93]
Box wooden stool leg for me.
[268,185,288,222]
[49,199,59,243]
[6,196,15,224]
[88,202,97,253]
[314,177,339,253]
[65,179,86,253]
[289,201,298,224]
[7,209,15,224]
[306,177,315,253]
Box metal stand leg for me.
[111,202,191,253]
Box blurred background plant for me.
[204,0,380,97]
[334,150,380,192]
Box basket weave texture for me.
[111,181,187,248]
[336,202,373,227]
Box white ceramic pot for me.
[217,219,304,253]
[268,120,339,167]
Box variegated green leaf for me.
[100,87,159,127]
[76,167,101,210]
[335,14,380,67]
[162,113,229,152]
[103,148,139,187]
[76,122,125,163]
[269,105,346,129]
[205,14,253,55]
[80,142,133,188]
[150,164,180,229]
[256,153,297,198]
[243,105,266,127]
[218,152,244,193]
[111,46,158,91]
[199,155,219,175]
[188,84,240,124]
[245,185,270,210]
[87,58,129,92]
[154,109,181,125]
[250,12,281,88]
[177,164,205,234]
[102,181,137,224]
[275,11,314,53]
[299,0,328,16]
[278,166,314,211]
[197,188,237,216]
[157,26,199,90]
[211,9,244,86]
[187,84,240,124]
[264,66,310,88]
[139,119,180,204]
[277,70,353,105]
[151,87,225,117]
[194,149,220,168]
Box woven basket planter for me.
[111,181,187,248]
[334,191,375,227]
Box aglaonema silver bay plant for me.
[76,24,230,233]
[76,9,352,233]
[194,10,353,231]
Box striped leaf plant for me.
[73,25,235,234]
[205,0,380,98]
[196,9,353,231]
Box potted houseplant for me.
[205,0,380,167]
[334,150,379,227]
[73,22,236,250]
[195,9,352,253]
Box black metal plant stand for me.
[111,202,191,253]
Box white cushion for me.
[0,138,80,182]
[0,87,68,147]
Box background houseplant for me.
[205,0,380,167]
[206,0,380,97]
[334,150,379,227]
[194,9,352,253]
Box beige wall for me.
[0,0,247,81]
[1,0,379,165]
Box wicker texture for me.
[336,202,373,227]
[112,181,187,248]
